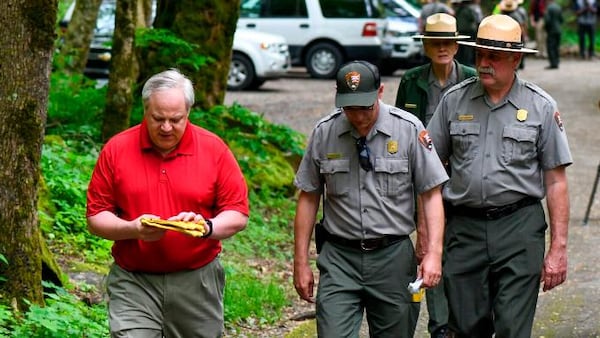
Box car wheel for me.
[305,42,343,79]
[228,53,255,91]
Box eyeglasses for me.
[356,137,373,172]
[342,104,375,112]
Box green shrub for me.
[1,282,108,338]
[224,265,289,326]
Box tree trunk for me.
[102,0,139,141]
[0,0,57,310]
[152,0,240,110]
[57,0,103,74]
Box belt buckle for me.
[360,238,380,251]
[484,207,501,220]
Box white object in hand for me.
[407,278,423,294]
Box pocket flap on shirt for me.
[450,122,480,136]
[320,159,350,174]
[374,158,409,174]
[502,127,537,143]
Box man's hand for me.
[294,262,316,303]
[136,214,165,241]
[541,247,568,291]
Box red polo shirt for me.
[86,120,249,273]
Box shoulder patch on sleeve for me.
[419,130,433,151]
[554,111,564,131]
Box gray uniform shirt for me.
[295,102,449,239]
[427,76,573,208]
[426,66,459,125]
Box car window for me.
[240,0,308,18]
[319,0,383,18]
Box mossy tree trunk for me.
[102,0,140,141]
[149,0,240,110]
[0,0,57,310]
[56,0,103,74]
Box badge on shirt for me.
[516,109,528,122]
[418,130,433,151]
[458,114,474,121]
[405,103,417,109]
[327,153,343,159]
[387,140,398,154]
[554,111,564,131]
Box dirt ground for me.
[224,56,600,337]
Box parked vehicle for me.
[60,0,290,90]
[237,0,390,79]
[380,0,426,74]
[228,29,291,91]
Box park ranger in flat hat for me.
[395,14,477,338]
[427,14,572,337]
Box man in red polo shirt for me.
[86,69,249,337]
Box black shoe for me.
[432,326,449,338]
[544,66,558,70]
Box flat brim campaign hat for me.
[458,14,537,53]
[412,13,470,40]
[499,0,518,12]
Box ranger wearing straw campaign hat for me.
[395,13,477,338]
[458,13,537,53]
[427,13,572,337]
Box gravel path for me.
[224,56,600,337]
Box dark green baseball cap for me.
[335,61,380,108]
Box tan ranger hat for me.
[458,14,537,54]
[499,0,518,12]
[413,13,470,40]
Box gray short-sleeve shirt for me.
[427,76,573,208]
[294,103,448,239]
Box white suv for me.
[228,29,291,91]
[380,0,425,74]
[237,0,390,79]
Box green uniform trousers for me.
[425,279,448,334]
[316,238,420,338]
[444,203,546,338]
[107,258,225,338]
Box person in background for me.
[573,0,597,59]
[453,0,481,66]
[529,0,547,58]
[544,0,563,69]
[427,14,572,337]
[293,60,449,337]
[395,13,477,338]
[420,0,455,33]
[500,0,529,69]
[86,69,250,337]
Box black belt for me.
[449,196,540,221]
[326,233,408,252]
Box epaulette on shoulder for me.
[314,109,343,129]
[523,80,554,105]
[388,106,421,128]
[402,64,428,81]
[447,76,477,94]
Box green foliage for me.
[0,254,7,284]
[223,189,296,262]
[136,28,213,71]
[223,265,289,326]
[0,282,108,338]
[47,72,106,143]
